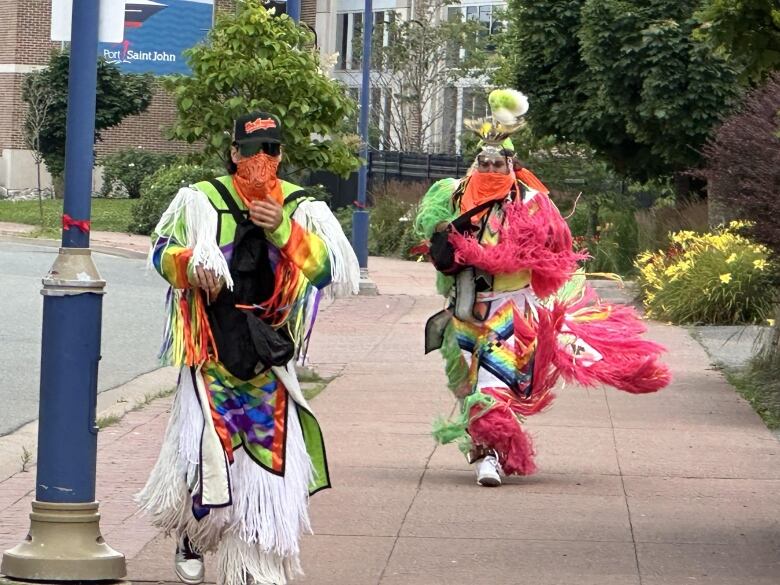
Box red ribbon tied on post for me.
[62,214,91,233]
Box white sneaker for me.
[174,535,205,585]
[475,453,502,487]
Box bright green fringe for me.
[441,320,469,393]
[432,392,496,454]
[436,273,454,297]
[414,178,459,239]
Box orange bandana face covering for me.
[460,171,516,215]
[232,152,284,206]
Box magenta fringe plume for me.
[536,288,671,394]
[449,194,588,298]
[468,388,538,475]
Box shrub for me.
[100,149,176,199]
[130,161,224,235]
[567,199,639,277]
[635,200,710,254]
[635,221,774,325]
[368,194,418,258]
[334,196,419,260]
[699,73,780,252]
[370,179,430,205]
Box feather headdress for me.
[465,89,529,151]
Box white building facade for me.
[315,0,505,155]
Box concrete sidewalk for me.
[1,257,779,584]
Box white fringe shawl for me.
[148,186,234,290]
[292,199,360,297]
[136,369,314,585]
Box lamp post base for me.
[358,268,378,296]
[1,501,126,582]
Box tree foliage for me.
[21,51,153,179]
[695,0,780,85]
[498,0,740,180]
[165,1,359,176]
[699,73,780,255]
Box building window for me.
[335,10,394,71]
[447,2,504,61]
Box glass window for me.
[351,12,363,69]
[336,13,348,70]
[478,4,491,24]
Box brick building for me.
[0,0,317,194]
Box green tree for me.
[695,0,780,85]
[498,0,740,184]
[21,51,153,190]
[165,1,359,176]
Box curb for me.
[0,231,147,260]
[0,367,178,482]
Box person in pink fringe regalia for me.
[415,89,671,487]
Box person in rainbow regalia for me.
[415,90,670,487]
[137,111,359,585]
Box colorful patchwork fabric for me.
[453,301,537,397]
[202,361,288,475]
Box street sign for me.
[97,0,215,75]
[51,0,126,43]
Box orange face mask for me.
[232,152,284,206]
[460,171,516,215]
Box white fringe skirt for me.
[137,368,314,585]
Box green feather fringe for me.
[414,178,459,239]
[440,321,469,393]
[436,273,454,297]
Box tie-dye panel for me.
[202,361,288,474]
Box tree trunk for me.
[36,162,43,226]
[674,172,691,201]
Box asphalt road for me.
[0,239,168,436]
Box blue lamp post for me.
[286,0,300,22]
[352,0,374,290]
[0,0,125,580]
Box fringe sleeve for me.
[148,186,233,291]
[291,200,360,296]
[149,186,230,367]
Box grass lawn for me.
[0,198,135,233]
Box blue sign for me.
[98,0,214,75]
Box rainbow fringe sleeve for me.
[267,215,332,289]
[152,236,193,289]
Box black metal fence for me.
[306,150,466,208]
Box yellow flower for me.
[719,273,732,284]
[725,253,737,264]
[768,319,776,327]
[753,259,767,271]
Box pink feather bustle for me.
[468,388,540,476]
[449,194,588,298]
[536,288,671,394]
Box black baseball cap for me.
[233,111,282,156]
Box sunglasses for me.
[477,157,508,170]
[235,141,281,158]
